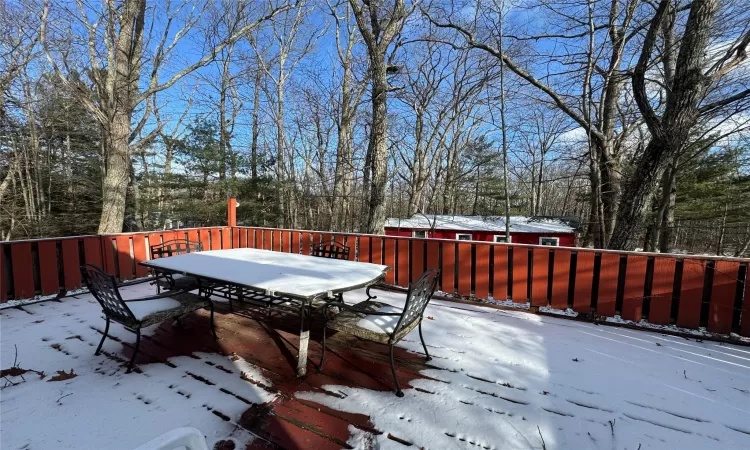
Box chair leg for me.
[419,321,431,361]
[389,343,404,397]
[95,318,110,355]
[127,329,141,373]
[209,303,217,340]
[317,324,327,372]
[366,286,378,300]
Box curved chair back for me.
[392,269,439,337]
[151,239,203,259]
[80,264,136,323]
[311,240,350,260]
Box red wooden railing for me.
[2,225,749,337]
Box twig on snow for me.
[537,425,546,450]
[608,419,616,437]
[57,392,73,404]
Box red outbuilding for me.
[384,215,578,246]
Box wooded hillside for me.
[1,0,748,254]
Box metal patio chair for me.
[149,238,203,293]
[318,268,439,397]
[311,239,350,260]
[81,264,216,372]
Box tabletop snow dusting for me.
[143,248,389,299]
[297,290,750,450]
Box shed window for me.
[539,237,560,246]
[413,230,427,238]
[456,233,472,241]
[494,235,511,243]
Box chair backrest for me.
[392,269,440,336]
[151,239,203,259]
[80,264,136,323]
[311,240,350,260]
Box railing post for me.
[227,197,237,227]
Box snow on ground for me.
[298,290,750,450]
[0,282,275,450]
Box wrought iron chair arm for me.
[123,289,191,302]
[321,300,403,317]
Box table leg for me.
[297,300,310,377]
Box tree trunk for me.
[364,58,388,234]
[251,68,262,180]
[657,163,677,252]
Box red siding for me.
[385,228,576,246]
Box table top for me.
[140,248,389,300]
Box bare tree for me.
[40,0,292,233]
[349,0,416,233]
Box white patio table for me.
[140,247,389,376]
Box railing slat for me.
[677,260,705,329]
[384,238,396,285]
[597,253,620,317]
[11,242,35,298]
[0,243,7,302]
[133,235,149,277]
[188,229,200,245]
[708,261,739,334]
[411,240,424,282]
[474,244,490,299]
[573,252,594,313]
[84,237,103,267]
[359,236,371,262]
[741,278,750,337]
[551,250,571,310]
[301,232,311,255]
[649,257,676,325]
[457,242,471,296]
[531,248,549,307]
[61,239,82,289]
[222,228,231,249]
[622,255,648,322]
[38,240,59,295]
[116,236,134,280]
[511,248,529,302]
[493,245,508,301]
[346,236,357,261]
[263,230,272,250]
[441,241,456,295]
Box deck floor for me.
[1,284,429,450]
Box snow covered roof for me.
[384,215,576,234]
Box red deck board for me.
[622,255,648,322]
[383,239,396,285]
[441,242,456,295]
[530,248,549,307]
[678,260,706,329]
[550,250,571,310]
[457,243,471,296]
[38,240,59,295]
[708,261,738,334]
[61,239,82,290]
[11,242,35,299]
[132,234,149,277]
[493,245,508,300]
[474,244,490,299]
[649,257,676,325]
[116,235,134,280]
[573,251,594,313]
[597,253,620,317]
[397,239,409,287]
[511,247,529,302]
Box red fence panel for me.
[622,255,648,322]
[742,279,750,337]
[371,237,383,265]
[0,243,7,302]
[551,249,571,310]
[116,236,134,280]
[222,228,231,249]
[597,253,620,317]
[441,241,456,295]
[708,261,739,334]
[573,251,594,313]
[62,239,82,290]
[384,238,396,285]
[397,239,409,287]
[38,240,59,295]
[346,236,357,261]
[531,248,549,307]
[474,244,490,299]
[457,242,471,297]
[493,245,508,300]
[411,239,424,282]
[133,234,149,278]
[11,242,35,299]
[678,260,706,329]
[649,257,676,325]
[512,247,529,302]
[84,237,103,267]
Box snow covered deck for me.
[2,284,750,449]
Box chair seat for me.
[326,300,419,344]
[125,292,211,328]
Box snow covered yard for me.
[299,290,750,450]
[1,284,749,450]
